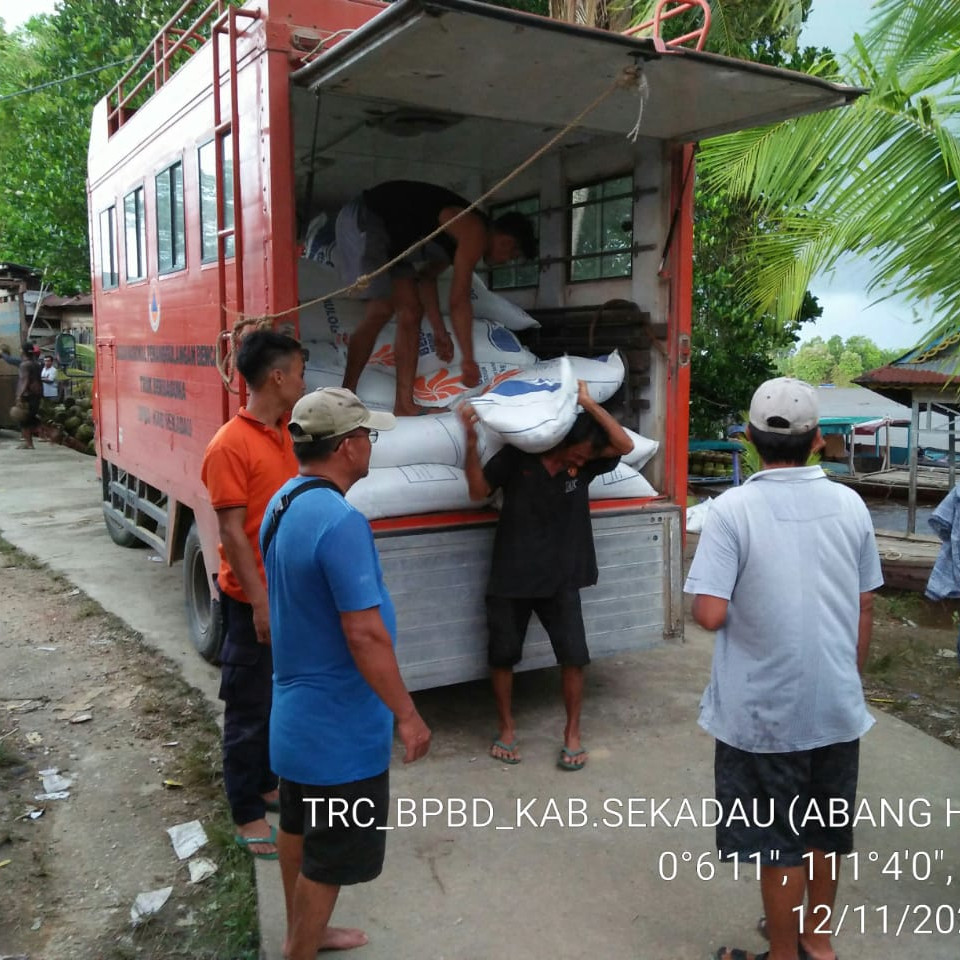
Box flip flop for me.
[490,738,521,764]
[557,746,587,771]
[234,824,278,860]
[755,918,814,959]
[714,949,767,960]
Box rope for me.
[626,69,649,143]
[215,316,275,393]
[215,65,642,389]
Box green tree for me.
[697,0,960,351]
[844,334,884,372]
[826,334,844,364]
[0,0,234,292]
[784,333,904,383]
[834,348,864,384]
[790,340,833,384]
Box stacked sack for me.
[297,223,660,520]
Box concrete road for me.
[1,435,957,960]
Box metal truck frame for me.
[87,0,857,688]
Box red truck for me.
[88,0,857,685]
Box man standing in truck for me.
[459,381,632,769]
[200,329,305,860]
[335,180,537,416]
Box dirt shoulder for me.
[866,590,960,749]
[0,540,258,960]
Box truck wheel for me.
[103,505,143,548]
[183,522,223,663]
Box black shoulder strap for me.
[261,478,340,560]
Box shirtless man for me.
[336,180,536,415]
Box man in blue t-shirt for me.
[685,377,882,960]
[261,387,431,960]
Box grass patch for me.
[876,590,925,622]
[128,652,259,959]
[0,537,44,570]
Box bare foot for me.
[460,360,480,388]
[321,927,369,951]
[236,817,277,856]
[282,926,369,956]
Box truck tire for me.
[183,522,223,663]
[103,505,143,548]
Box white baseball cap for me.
[748,377,819,435]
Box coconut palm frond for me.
[696,0,960,337]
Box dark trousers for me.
[218,590,277,825]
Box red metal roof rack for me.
[622,0,712,52]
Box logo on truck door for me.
[149,280,161,332]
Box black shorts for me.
[714,739,860,867]
[22,395,41,428]
[279,770,389,886]
[485,591,590,668]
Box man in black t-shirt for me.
[460,381,632,770]
[335,181,536,416]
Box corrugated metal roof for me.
[857,364,960,388]
[39,294,93,308]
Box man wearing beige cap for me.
[260,387,431,960]
[684,377,883,960]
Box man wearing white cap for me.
[684,377,883,960]
[260,387,431,960]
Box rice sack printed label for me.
[413,363,521,408]
[367,323,446,376]
[622,428,660,470]
[588,462,658,500]
[435,271,540,331]
[346,464,478,520]
[469,356,578,453]
[520,351,625,404]
[369,412,465,469]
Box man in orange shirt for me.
[201,329,305,860]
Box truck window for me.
[155,160,186,273]
[123,186,146,282]
[198,137,235,262]
[99,206,119,290]
[489,195,539,291]
[569,174,633,282]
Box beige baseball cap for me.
[288,387,396,442]
[748,377,819,435]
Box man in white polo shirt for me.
[685,377,883,960]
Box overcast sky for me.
[1,0,926,352]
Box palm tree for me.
[694,0,960,347]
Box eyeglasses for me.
[333,427,378,449]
